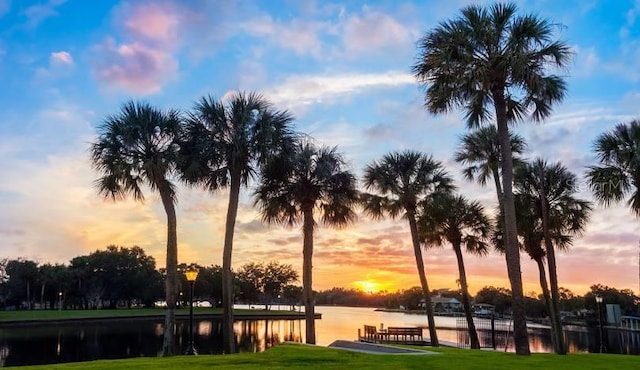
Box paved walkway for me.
[328,340,440,355]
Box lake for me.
[1,305,638,367]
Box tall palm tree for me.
[361,150,454,346]
[254,141,358,344]
[178,92,295,353]
[455,125,527,213]
[413,2,571,354]
[515,159,592,354]
[419,193,492,349]
[90,101,181,356]
[587,120,640,216]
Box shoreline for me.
[373,308,590,328]
[0,308,321,327]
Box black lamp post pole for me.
[596,296,605,353]
[186,280,196,355]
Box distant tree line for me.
[315,285,639,319]
[0,247,300,311]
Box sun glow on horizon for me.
[353,280,383,293]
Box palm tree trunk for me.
[492,167,510,266]
[453,243,479,349]
[493,90,530,355]
[534,257,558,351]
[302,203,316,344]
[545,246,565,353]
[222,171,241,354]
[538,169,566,354]
[492,168,504,213]
[159,182,178,357]
[408,211,438,346]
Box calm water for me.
[1,306,638,367]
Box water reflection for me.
[0,318,304,367]
[0,306,637,367]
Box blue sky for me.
[1,0,640,295]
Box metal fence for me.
[456,316,513,350]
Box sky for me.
[1,0,640,297]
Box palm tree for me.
[90,101,181,356]
[413,2,571,354]
[419,193,492,349]
[178,92,295,353]
[254,141,358,344]
[512,194,553,324]
[361,150,454,346]
[587,120,640,216]
[515,159,592,354]
[455,125,526,213]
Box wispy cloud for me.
[266,71,415,109]
[572,45,599,76]
[34,50,74,79]
[341,9,415,58]
[241,14,329,59]
[23,0,65,29]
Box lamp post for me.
[185,268,199,355]
[58,292,62,312]
[595,295,605,353]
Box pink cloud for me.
[35,50,74,79]
[94,39,177,95]
[92,1,235,95]
[121,2,180,46]
[50,51,73,66]
[92,1,182,95]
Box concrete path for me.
[328,340,440,355]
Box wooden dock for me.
[358,325,430,346]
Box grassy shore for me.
[10,343,636,370]
[0,307,310,323]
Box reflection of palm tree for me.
[254,142,358,344]
[514,159,591,354]
[587,120,640,216]
[420,193,491,349]
[361,151,454,346]
[413,3,571,355]
[90,101,181,356]
[179,92,295,353]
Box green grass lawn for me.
[0,307,302,322]
[9,343,638,370]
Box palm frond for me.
[413,2,570,127]
[89,100,180,204]
[253,140,358,229]
[179,91,296,192]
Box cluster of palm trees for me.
[89,1,640,358]
[411,2,640,355]
[412,2,573,355]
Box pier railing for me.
[456,316,513,350]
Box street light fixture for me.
[595,295,605,353]
[185,267,199,355]
[58,292,62,312]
